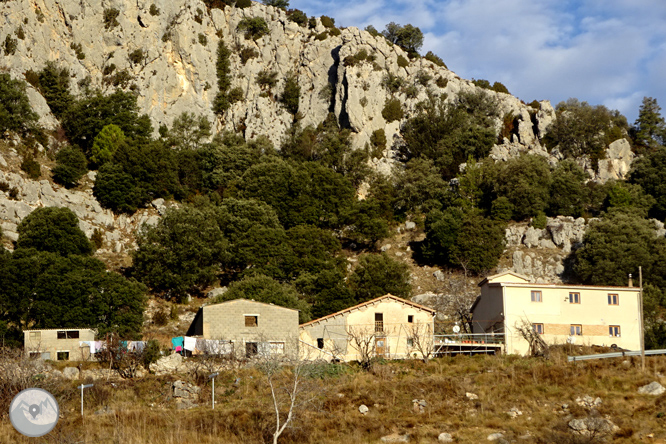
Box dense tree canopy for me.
[629,146,666,220]
[16,207,93,256]
[0,73,38,135]
[633,97,665,152]
[347,253,411,303]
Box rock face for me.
[172,380,201,409]
[149,352,185,375]
[637,381,665,396]
[0,0,553,166]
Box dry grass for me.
[2,353,666,443]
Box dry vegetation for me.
[2,349,666,443]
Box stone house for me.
[187,299,300,359]
[299,294,436,362]
[471,271,642,355]
[23,328,96,361]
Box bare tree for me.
[515,318,549,358]
[433,270,478,333]
[406,322,435,363]
[345,325,378,369]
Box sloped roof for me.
[300,294,436,328]
[203,298,300,312]
[477,271,531,287]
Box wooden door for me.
[375,337,386,358]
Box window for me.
[269,342,285,355]
[375,313,384,332]
[609,325,621,337]
[608,294,619,305]
[29,331,41,340]
[244,315,258,327]
[569,293,580,304]
[56,351,69,361]
[245,342,258,357]
[406,338,414,347]
[317,338,324,349]
[57,330,79,339]
[531,291,542,302]
[532,323,544,334]
[28,351,41,359]
[570,324,582,336]
[407,315,414,323]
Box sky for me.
[289,0,666,123]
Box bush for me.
[435,76,448,88]
[16,26,25,40]
[531,212,547,229]
[424,51,446,68]
[382,98,404,122]
[198,33,208,46]
[263,0,289,8]
[16,207,93,256]
[256,69,278,90]
[320,15,335,28]
[35,62,73,119]
[128,48,145,64]
[20,156,40,180]
[2,34,17,56]
[70,42,85,60]
[279,73,300,115]
[149,4,160,15]
[238,17,269,40]
[212,40,232,115]
[370,129,386,157]
[235,0,252,8]
[343,49,369,67]
[491,197,514,221]
[287,9,307,26]
[348,253,411,303]
[91,124,125,165]
[416,70,432,86]
[492,81,509,94]
[328,27,341,37]
[364,25,380,37]
[314,31,328,41]
[397,55,409,68]
[103,8,120,30]
[239,46,259,64]
[381,73,404,94]
[227,86,244,104]
[53,146,88,187]
[91,228,104,250]
[0,73,38,135]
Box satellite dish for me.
[452,325,461,334]
[566,336,576,344]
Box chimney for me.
[628,274,633,287]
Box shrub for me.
[528,100,540,110]
[435,76,448,88]
[239,46,259,64]
[128,48,145,64]
[235,0,252,8]
[491,197,514,222]
[8,187,19,200]
[153,308,169,326]
[280,73,300,115]
[256,69,278,90]
[36,62,74,119]
[227,86,244,104]
[149,4,160,15]
[416,70,432,86]
[402,84,418,99]
[198,33,208,46]
[16,207,93,256]
[382,98,404,122]
[397,55,409,68]
[320,15,335,28]
[70,42,85,60]
[238,17,269,40]
[492,81,509,94]
[381,73,404,94]
[102,69,132,88]
[2,35,17,56]
[328,27,341,37]
[91,124,125,165]
[142,340,161,368]
[314,31,328,41]
[53,146,88,187]
[194,8,204,24]
[343,49,369,67]
[91,228,104,250]
[103,8,120,30]
[21,156,41,180]
[364,25,380,37]
[262,0,289,8]
[287,9,307,26]
[212,40,232,115]
[531,212,547,229]
[370,129,386,157]
[308,17,316,29]
[425,51,446,68]
[16,26,25,40]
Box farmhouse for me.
[471,271,642,355]
[299,294,436,362]
[23,328,96,361]
[187,299,300,359]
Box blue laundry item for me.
[171,336,184,350]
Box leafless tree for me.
[515,318,549,358]
[345,325,378,369]
[406,322,435,363]
[433,270,478,333]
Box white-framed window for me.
[570,324,582,336]
[406,338,414,347]
[29,331,41,340]
[531,291,542,302]
[269,342,285,355]
[609,325,621,337]
[608,294,619,305]
[532,323,544,334]
[569,293,580,304]
[244,315,258,327]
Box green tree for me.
[0,73,38,135]
[16,207,93,256]
[394,157,450,214]
[212,274,311,323]
[633,97,665,152]
[36,61,74,119]
[133,205,229,301]
[348,253,411,303]
[238,17,270,40]
[93,162,143,213]
[91,123,126,165]
[164,112,211,150]
[52,146,88,188]
[548,159,589,217]
[279,73,300,115]
[493,154,552,220]
[63,89,152,156]
[213,40,232,114]
[382,22,423,55]
[629,146,666,220]
[603,182,655,218]
[262,0,289,9]
[643,284,666,349]
[574,212,658,286]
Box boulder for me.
[150,353,184,375]
[637,381,665,396]
[487,433,504,441]
[358,404,369,415]
[437,432,453,443]
[62,367,79,380]
[380,434,410,443]
[433,270,446,281]
[568,416,619,436]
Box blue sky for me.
[290,0,666,122]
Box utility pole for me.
[639,266,645,371]
[78,384,93,417]
[209,372,219,409]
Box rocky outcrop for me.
[0,0,553,170]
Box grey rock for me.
[150,353,184,375]
[465,392,478,400]
[405,221,416,230]
[507,407,523,418]
[437,432,453,442]
[62,367,79,380]
[0,153,6,167]
[637,381,665,396]
[433,270,446,281]
[568,416,619,436]
[358,404,369,415]
[523,227,544,248]
[487,433,504,441]
[380,434,410,443]
[207,287,228,299]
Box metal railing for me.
[567,349,666,362]
[434,333,505,345]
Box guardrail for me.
[434,333,505,345]
[568,349,666,362]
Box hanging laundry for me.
[175,345,182,353]
[171,336,184,350]
[183,336,197,351]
